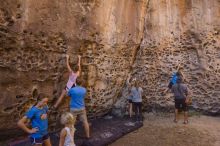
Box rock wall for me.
[0,0,219,140]
[0,0,147,139]
[118,0,220,114]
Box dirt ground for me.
[109,112,220,146]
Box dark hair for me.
[76,77,83,85]
[72,65,79,72]
[34,93,48,106]
[176,77,182,84]
[37,93,48,101]
[32,88,38,99]
[176,72,180,76]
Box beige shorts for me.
[70,108,88,123]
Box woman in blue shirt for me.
[17,93,51,146]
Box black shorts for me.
[30,134,49,145]
[133,102,142,113]
[128,99,133,103]
[175,98,187,111]
[168,81,173,89]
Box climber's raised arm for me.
[76,55,81,76]
[66,55,72,73]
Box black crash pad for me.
[9,116,143,146]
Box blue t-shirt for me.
[25,106,48,138]
[171,72,178,84]
[68,86,87,110]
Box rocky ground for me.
[109,112,220,146]
[4,111,220,146]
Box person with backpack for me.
[17,93,52,146]
[171,77,189,124]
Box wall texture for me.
[0,0,219,140]
[125,0,220,113]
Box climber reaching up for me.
[164,63,184,94]
[53,54,81,109]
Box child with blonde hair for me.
[59,112,76,146]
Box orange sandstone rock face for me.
[118,0,220,114]
[0,0,146,138]
[0,0,219,139]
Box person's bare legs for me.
[174,109,178,123]
[83,120,90,138]
[54,89,66,108]
[183,111,188,124]
[81,110,90,138]
[129,103,133,118]
[43,138,52,146]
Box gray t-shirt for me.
[171,83,188,99]
[131,86,143,102]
